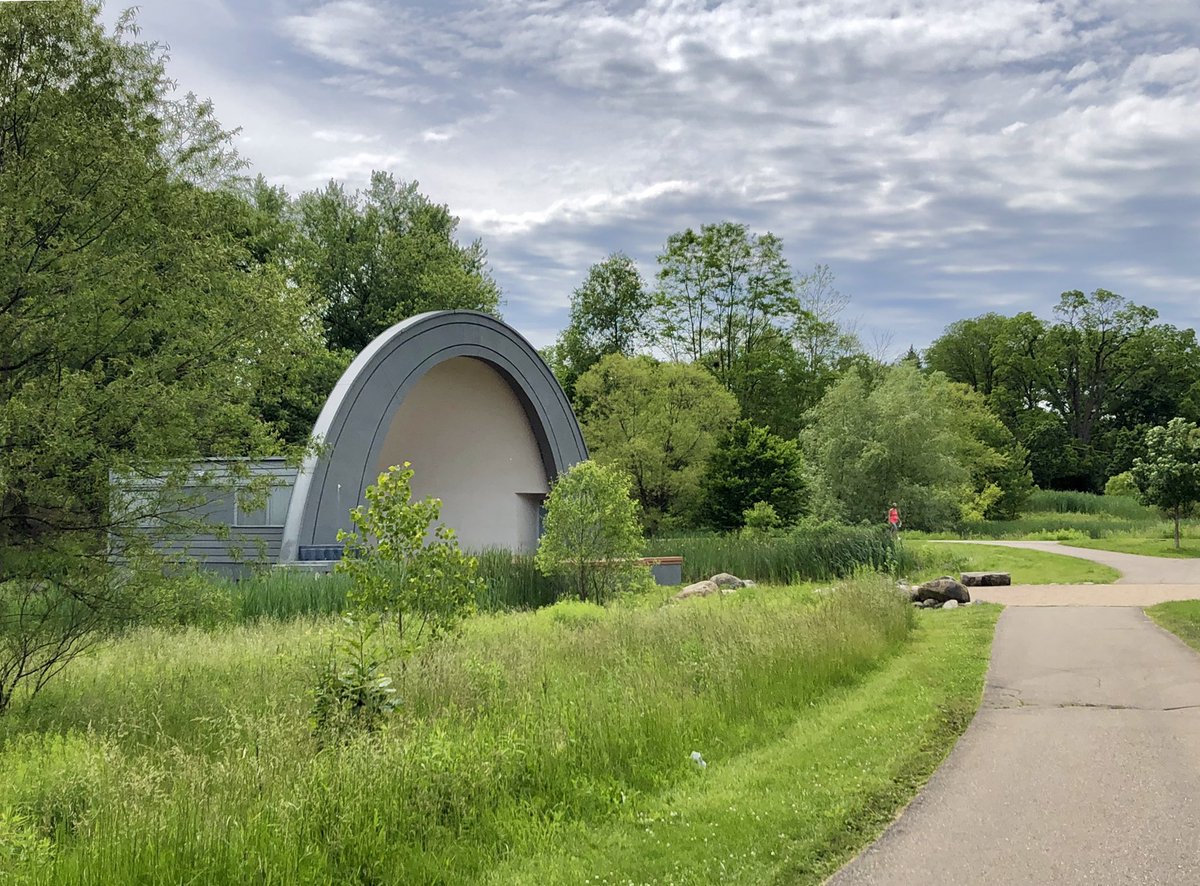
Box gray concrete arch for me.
[279,311,587,561]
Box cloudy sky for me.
[112,0,1200,351]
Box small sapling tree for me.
[1132,418,1200,549]
[535,460,649,603]
[318,463,480,736]
[337,462,481,648]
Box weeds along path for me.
[830,606,1200,886]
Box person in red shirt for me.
[887,504,901,534]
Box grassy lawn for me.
[1067,536,1200,559]
[490,605,999,885]
[907,541,1120,584]
[1146,601,1200,650]
[0,577,999,884]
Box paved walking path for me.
[935,539,1199,605]
[830,543,1200,885]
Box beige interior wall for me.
[374,357,549,552]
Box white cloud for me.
[120,0,1200,347]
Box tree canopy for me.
[296,172,501,355]
[803,364,1032,530]
[926,290,1200,491]
[0,3,314,710]
[575,354,739,532]
[1132,418,1200,549]
[701,421,810,532]
[548,252,653,397]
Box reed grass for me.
[646,524,917,584]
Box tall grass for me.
[647,523,918,584]
[0,578,912,884]
[1025,489,1154,519]
[192,551,565,626]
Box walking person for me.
[887,503,901,535]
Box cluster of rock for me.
[673,572,756,601]
[902,576,974,610]
[960,571,1012,587]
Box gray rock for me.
[943,599,960,610]
[961,571,1012,587]
[913,577,972,605]
[710,572,744,589]
[673,580,721,601]
[741,579,756,588]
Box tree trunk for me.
[1175,506,1182,550]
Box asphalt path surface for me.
[829,544,1200,885]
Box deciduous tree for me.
[1132,418,1200,549]
[575,355,739,531]
[295,172,501,354]
[0,3,309,712]
[701,421,810,532]
[535,460,648,603]
[550,253,653,396]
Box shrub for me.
[741,501,782,537]
[1104,471,1139,498]
[535,460,650,603]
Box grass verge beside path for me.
[1068,537,1200,559]
[490,605,1000,886]
[908,541,1120,585]
[1146,601,1200,650]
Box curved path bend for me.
[830,542,1200,885]
[937,539,1199,606]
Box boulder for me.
[960,572,1011,587]
[710,572,745,589]
[943,599,959,610]
[673,580,721,601]
[912,576,971,605]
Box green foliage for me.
[0,808,55,868]
[1103,471,1140,498]
[803,364,1030,530]
[1025,488,1153,518]
[336,463,480,646]
[0,3,318,711]
[295,172,501,354]
[701,420,810,531]
[549,253,653,396]
[310,617,398,740]
[1132,418,1200,548]
[928,292,1200,491]
[653,223,793,383]
[575,354,739,531]
[534,460,649,603]
[741,501,783,537]
[647,523,916,584]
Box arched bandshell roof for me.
[279,311,587,561]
